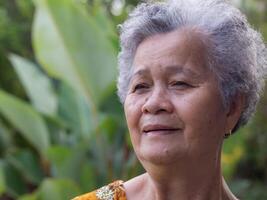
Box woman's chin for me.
[136,147,186,166]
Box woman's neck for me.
[125,155,237,200]
[136,145,226,199]
[125,152,239,200]
[125,173,225,200]
[145,173,222,200]
[144,160,223,200]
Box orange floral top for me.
[72,180,127,200]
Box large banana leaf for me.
[0,90,50,156]
[32,0,117,110]
[58,82,93,140]
[9,54,57,116]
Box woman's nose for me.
[141,87,174,114]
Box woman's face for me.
[124,29,229,165]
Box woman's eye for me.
[171,81,191,89]
[133,83,149,92]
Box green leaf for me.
[38,178,81,200]
[90,3,118,50]
[16,0,34,20]
[58,82,93,140]
[0,119,13,153]
[18,192,39,200]
[79,161,96,192]
[32,0,117,109]
[47,144,88,181]
[0,90,50,156]
[6,150,44,184]
[46,146,71,178]
[0,161,6,196]
[2,161,27,198]
[9,53,57,116]
[44,115,69,145]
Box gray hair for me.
[117,0,267,132]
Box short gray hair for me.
[117,0,267,132]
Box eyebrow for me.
[165,65,201,78]
[132,65,202,79]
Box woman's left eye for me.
[171,81,192,89]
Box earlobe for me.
[225,93,245,132]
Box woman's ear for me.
[225,93,245,132]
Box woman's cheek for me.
[125,95,143,131]
[181,89,225,137]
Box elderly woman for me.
[73,0,267,199]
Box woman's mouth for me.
[142,124,181,135]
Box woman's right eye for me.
[132,83,149,93]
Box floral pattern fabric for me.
[72,180,127,200]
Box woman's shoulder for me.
[72,180,126,200]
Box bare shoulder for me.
[123,173,147,200]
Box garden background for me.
[0,0,266,199]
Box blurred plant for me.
[0,0,142,199]
[0,0,34,100]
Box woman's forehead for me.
[132,28,211,77]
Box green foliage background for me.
[0,0,266,199]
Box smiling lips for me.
[142,124,180,135]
